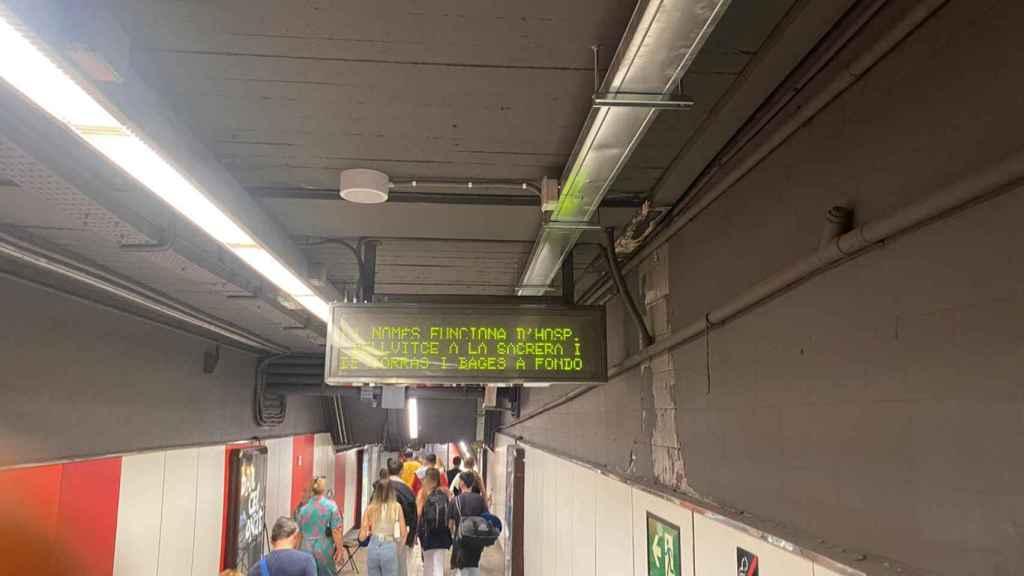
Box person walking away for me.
[248,517,317,576]
[452,456,486,500]
[296,477,344,575]
[399,450,420,486]
[412,453,449,495]
[449,471,490,576]
[387,459,418,576]
[446,456,462,488]
[359,477,408,576]
[416,468,453,576]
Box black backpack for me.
[422,490,450,532]
[455,495,499,547]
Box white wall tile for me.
[570,462,597,576]
[114,451,166,576]
[157,448,199,576]
[693,513,814,576]
[631,488,695,576]
[192,445,225,576]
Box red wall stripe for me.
[290,434,315,513]
[0,464,64,574]
[56,458,121,576]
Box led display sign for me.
[325,303,607,384]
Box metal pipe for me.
[267,383,485,400]
[250,187,645,207]
[505,148,1024,434]
[607,149,1024,380]
[580,0,947,305]
[390,178,542,195]
[819,205,854,248]
[0,230,288,353]
[601,228,653,348]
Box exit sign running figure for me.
[325,303,607,384]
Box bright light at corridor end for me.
[407,397,419,440]
[0,12,329,322]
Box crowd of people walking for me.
[234,449,497,576]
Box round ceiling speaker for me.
[339,168,389,204]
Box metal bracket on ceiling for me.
[119,220,176,252]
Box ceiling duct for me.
[517,0,732,295]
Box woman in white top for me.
[358,474,408,576]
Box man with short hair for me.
[399,449,420,486]
[247,517,316,576]
[446,455,462,487]
[411,453,449,495]
[453,455,485,497]
[388,457,418,576]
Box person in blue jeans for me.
[248,517,317,576]
[358,475,408,576]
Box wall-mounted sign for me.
[225,446,268,572]
[646,512,682,576]
[325,303,607,384]
[737,547,759,576]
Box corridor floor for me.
[341,544,504,575]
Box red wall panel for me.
[0,464,63,574]
[56,458,121,576]
[290,434,315,512]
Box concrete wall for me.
[504,1,1024,574]
[0,273,327,467]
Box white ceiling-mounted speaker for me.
[340,168,389,204]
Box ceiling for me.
[0,0,852,352]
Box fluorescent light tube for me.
[407,397,419,440]
[0,16,119,131]
[84,131,254,246]
[0,12,330,321]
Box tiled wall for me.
[518,442,856,576]
[0,432,335,576]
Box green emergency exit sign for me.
[325,303,607,384]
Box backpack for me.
[422,490,450,532]
[455,494,499,548]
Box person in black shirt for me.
[416,467,452,576]
[446,456,462,489]
[448,471,489,576]
[386,458,417,576]
[247,517,316,576]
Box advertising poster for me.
[646,512,682,576]
[737,547,760,576]
[225,446,268,572]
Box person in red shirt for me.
[411,453,448,495]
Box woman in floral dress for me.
[296,477,344,575]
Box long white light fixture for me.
[407,397,419,440]
[0,12,329,321]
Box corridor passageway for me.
[2,1,1023,575]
